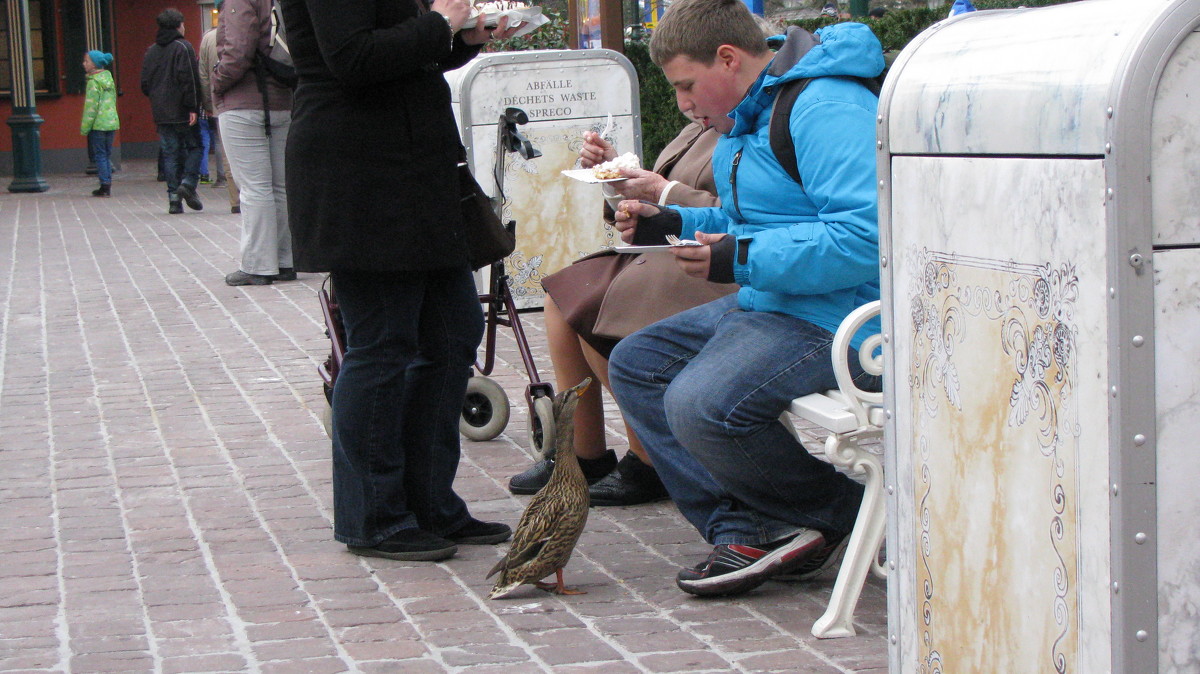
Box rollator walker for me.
[318,107,559,458]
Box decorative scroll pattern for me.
[908,248,1080,673]
[494,126,617,302]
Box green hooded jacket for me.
[81,69,120,134]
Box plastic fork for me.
[600,113,613,142]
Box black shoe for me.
[91,184,111,197]
[588,453,669,506]
[225,270,273,286]
[675,530,825,597]
[508,449,616,495]
[168,200,184,215]
[446,518,512,545]
[776,531,849,581]
[347,529,457,562]
[231,205,241,214]
[271,267,297,282]
[176,183,203,211]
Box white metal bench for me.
[782,300,885,639]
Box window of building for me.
[1,0,60,96]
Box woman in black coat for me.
[282,0,524,561]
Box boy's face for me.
[661,52,745,134]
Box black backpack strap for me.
[769,77,812,188]
[768,75,882,189]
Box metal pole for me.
[6,0,49,192]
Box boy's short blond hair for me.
[649,0,770,67]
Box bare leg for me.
[578,338,654,467]
[543,297,608,460]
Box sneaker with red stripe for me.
[675,529,826,597]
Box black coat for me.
[140,28,202,125]
[281,0,483,273]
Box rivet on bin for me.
[1133,434,1146,446]
[1135,532,1147,544]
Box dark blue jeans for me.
[609,294,881,546]
[87,130,115,185]
[329,267,484,546]
[157,123,202,198]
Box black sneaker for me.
[508,449,616,495]
[446,518,511,544]
[176,183,203,211]
[675,529,825,597]
[347,529,457,562]
[588,453,669,506]
[777,531,849,581]
[272,267,297,282]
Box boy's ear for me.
[714,44,739,70]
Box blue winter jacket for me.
[675,23,884,348]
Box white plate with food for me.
[561,169,628,184]
[463,5,547,37]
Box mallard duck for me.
[488,378,592,599]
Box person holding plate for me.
[281,0,528,561]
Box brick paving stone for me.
[0,165,887,673]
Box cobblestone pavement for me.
[1,163,886,673]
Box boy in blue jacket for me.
[608,0,883,597]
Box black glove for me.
[706,235,737,284]
[630,201,684,245]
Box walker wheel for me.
[320,400,333,439]
[528,395,556,459]
[460,376,510,441]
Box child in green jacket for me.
[81,50,119,197]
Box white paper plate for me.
[463,6,547,38]
[561,169,627,184]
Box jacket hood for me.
[769,23,884,85]
[726,22,883,137]
[87,68,115,90]
[155,27,183,46]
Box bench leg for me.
[812,431,886,639]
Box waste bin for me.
[877,1,1200,671]
[447,49,642,308]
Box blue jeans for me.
[87,130,115,185]
[157,123,202,198]
[198,116,211,176]
[330,267,485,546]
[609,294,880,546]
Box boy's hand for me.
[671,231,728,279]
[613,199,654,243]
[579,131,616,168]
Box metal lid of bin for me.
[880,0,1193,157]
[444,48,640,127]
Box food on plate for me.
[593,152,640,179]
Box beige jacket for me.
[198,28,217,115]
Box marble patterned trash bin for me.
[876,1,1200,672]
[446,49,642,308]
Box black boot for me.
[91,183,111,197]
[168,199,184,214]
[508,449,616,495]
[588,452,670,506]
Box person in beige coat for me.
[507,121,737,505]
[198,19,240,213]
[212,0,294,286]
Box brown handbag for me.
[458,162,515,270]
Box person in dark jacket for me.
[281,0,529,562]
[140,8,204,214]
